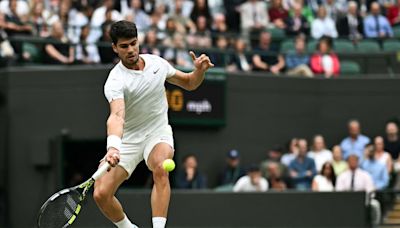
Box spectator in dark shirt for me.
[218,149,245,187]
[223,0,243,32]
[97,21,118,64]
[337,1,363,41]
[190,0,212,26]
[289,138,317,190]
[175,154,207,189]
[285,2,310,36]
[285,34,313,77]
[4,0,32,61]
[43,21,74,64]
[141,28,161,56]
[252,31,285,74]
[210,35,230,67]
[384,122,400,160]
[226,38,252,72]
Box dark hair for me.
[317,36,333,51]
[109,20,138,44]
[182,154,197,163]
[321,162,336,186]
[247,164,260,173]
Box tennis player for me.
[93,20,214,228]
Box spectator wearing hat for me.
[218,149,246,187]
[233,164,269,192]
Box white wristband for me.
[107,135,122,151]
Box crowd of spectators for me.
[176,119,400,194]
[173,119,400,224]
[0,0,398,76]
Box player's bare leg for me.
[147,143,174,228]
[93,163,135,227]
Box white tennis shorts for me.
[106,125,174,178]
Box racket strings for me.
[38,191,81,228]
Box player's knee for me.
[152,164,168,184]
[93,187,112,205]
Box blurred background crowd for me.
[0,0,400,77]
[175,120,400,194]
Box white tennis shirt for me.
[104,54,176,143]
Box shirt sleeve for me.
[160,56,177,78]
[364,172,376,193]
[233,177,245,192]
[104,71,124,103]
[260,178,269,191]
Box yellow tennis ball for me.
[162,159,175,172]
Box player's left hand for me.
[190,51,214,72]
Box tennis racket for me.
[37,163,110,228]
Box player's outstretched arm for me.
[167,51,214,91]
[105,98,125,167]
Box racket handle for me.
[92,163,110,180]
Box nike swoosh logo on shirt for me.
[153,68,160,74]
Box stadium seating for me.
[356,40,381,53]
[307,40,318,53]
[340,60,361,75]
[280,39,294,53]
[383,40,400,52]
[334,40,356,53]
[22,43,42,63]
[393,26,400,38]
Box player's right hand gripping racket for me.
[37,163,110,228]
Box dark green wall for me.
[73,191,367,228]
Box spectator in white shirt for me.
[311,5,338,39]
[238,0,269,41]
[233,164,269,192]
[336,154,381,226]
[373,136,393,174]
[308,134,333,172]
[0,0,29,18]
[281,137,299,167]
[312,162,336,191]
[88,0,123,43]
[336,154,375,192]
